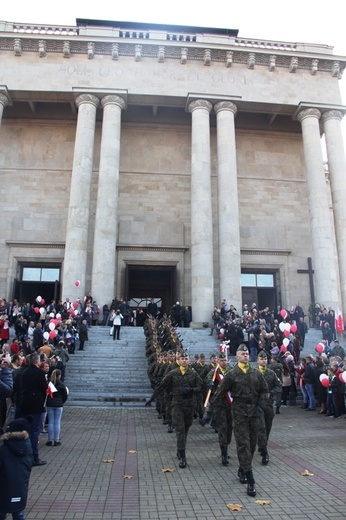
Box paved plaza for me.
[26,401,345,520]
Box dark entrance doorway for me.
[126,265,176,315]
[13,279,61,305]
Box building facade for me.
[0,18,346,324]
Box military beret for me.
[218,353,226,359]
[180,350,189,358]
[257,351,267,359]
[200,353,206,358]
[237,344,249,352]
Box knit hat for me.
[6,417,33,433]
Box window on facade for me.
[241,273,274,288]
[22,267,60,282]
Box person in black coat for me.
[78,320,89,351]
[20,353,47,466]
[0,417,33,520]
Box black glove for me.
[206,380,214,390]
[145,399,153,407]
[256,405,263,417]
[182,387,194,396]
[201,411,211,425]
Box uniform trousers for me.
[172,400,194,450]
[232,413,258,472]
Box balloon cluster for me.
[278,314,297,352]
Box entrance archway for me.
[125,265,176,315]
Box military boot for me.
[237,467,247,484]
[261,448,269,465]
[245,471,256,497]
[179,450,187,468]
[221,446,229,466]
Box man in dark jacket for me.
[303,355,316,411]
[0,417,33,520]
[21,353,47,466]
[32,323,44,351]
[78,320,89,351]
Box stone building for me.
[0,18,346,324]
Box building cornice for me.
[0,20,344,77]
[6,241,65,249]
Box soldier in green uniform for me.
[145,351,202,469]
[257,351,282,464]
[206,352,233,465]
[214,344,269,497]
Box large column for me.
[297,108,339,309]
[322,110,346,313]
[0,93,10,125]
[214,101,242,311]
[188,99,214,325]
[91,95,125,307]
[62,93,99,300]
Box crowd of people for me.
[1,293,346,516]
[143,300,346,497]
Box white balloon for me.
[49,322,56,330]
[319,373,328,382]
[43,331,50,340]
[39,307,45,315]
[56,313,61,319]
[279,322,285,332]
[284,323,291,331]
[283,338,289,347]
[36,296,42,303]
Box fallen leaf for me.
[226,503,243,511]
[102,459,114,463]
[123,475,133,479]
[162,468,175,473]
[128,450,137,454]
[300,469,314,476]
[255,500,271,505]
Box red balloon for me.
[34,307,40,313]
[75,280,80,287]
[49,330,57,339]
[280,309,287,318]
[72,301,78,309]
[338,373,344,383]
[69,308,74,315]
[41,299,45,305]
[291,324,297,333]
[283,330,290,337]
[280,345,287,353]
[321,378,330,388]
[316,344,324,354]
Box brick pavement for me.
[26,402,346,520]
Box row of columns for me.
[190,102,346,322]
[63,93,125,307]
[2,87,344,322]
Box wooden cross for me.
[297,257,315,304]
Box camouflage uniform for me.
[257,366,282,462]
[150,364,202,462]
[214,363,268,473]
[206,364,233,464]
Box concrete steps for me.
[64,323,323,407]
[64,324,220,406]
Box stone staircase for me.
[64,325,221,407]
[64,323,323,407]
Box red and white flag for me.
[215,371,233,405]
[335,308,344,333]
[46,382,57,398]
